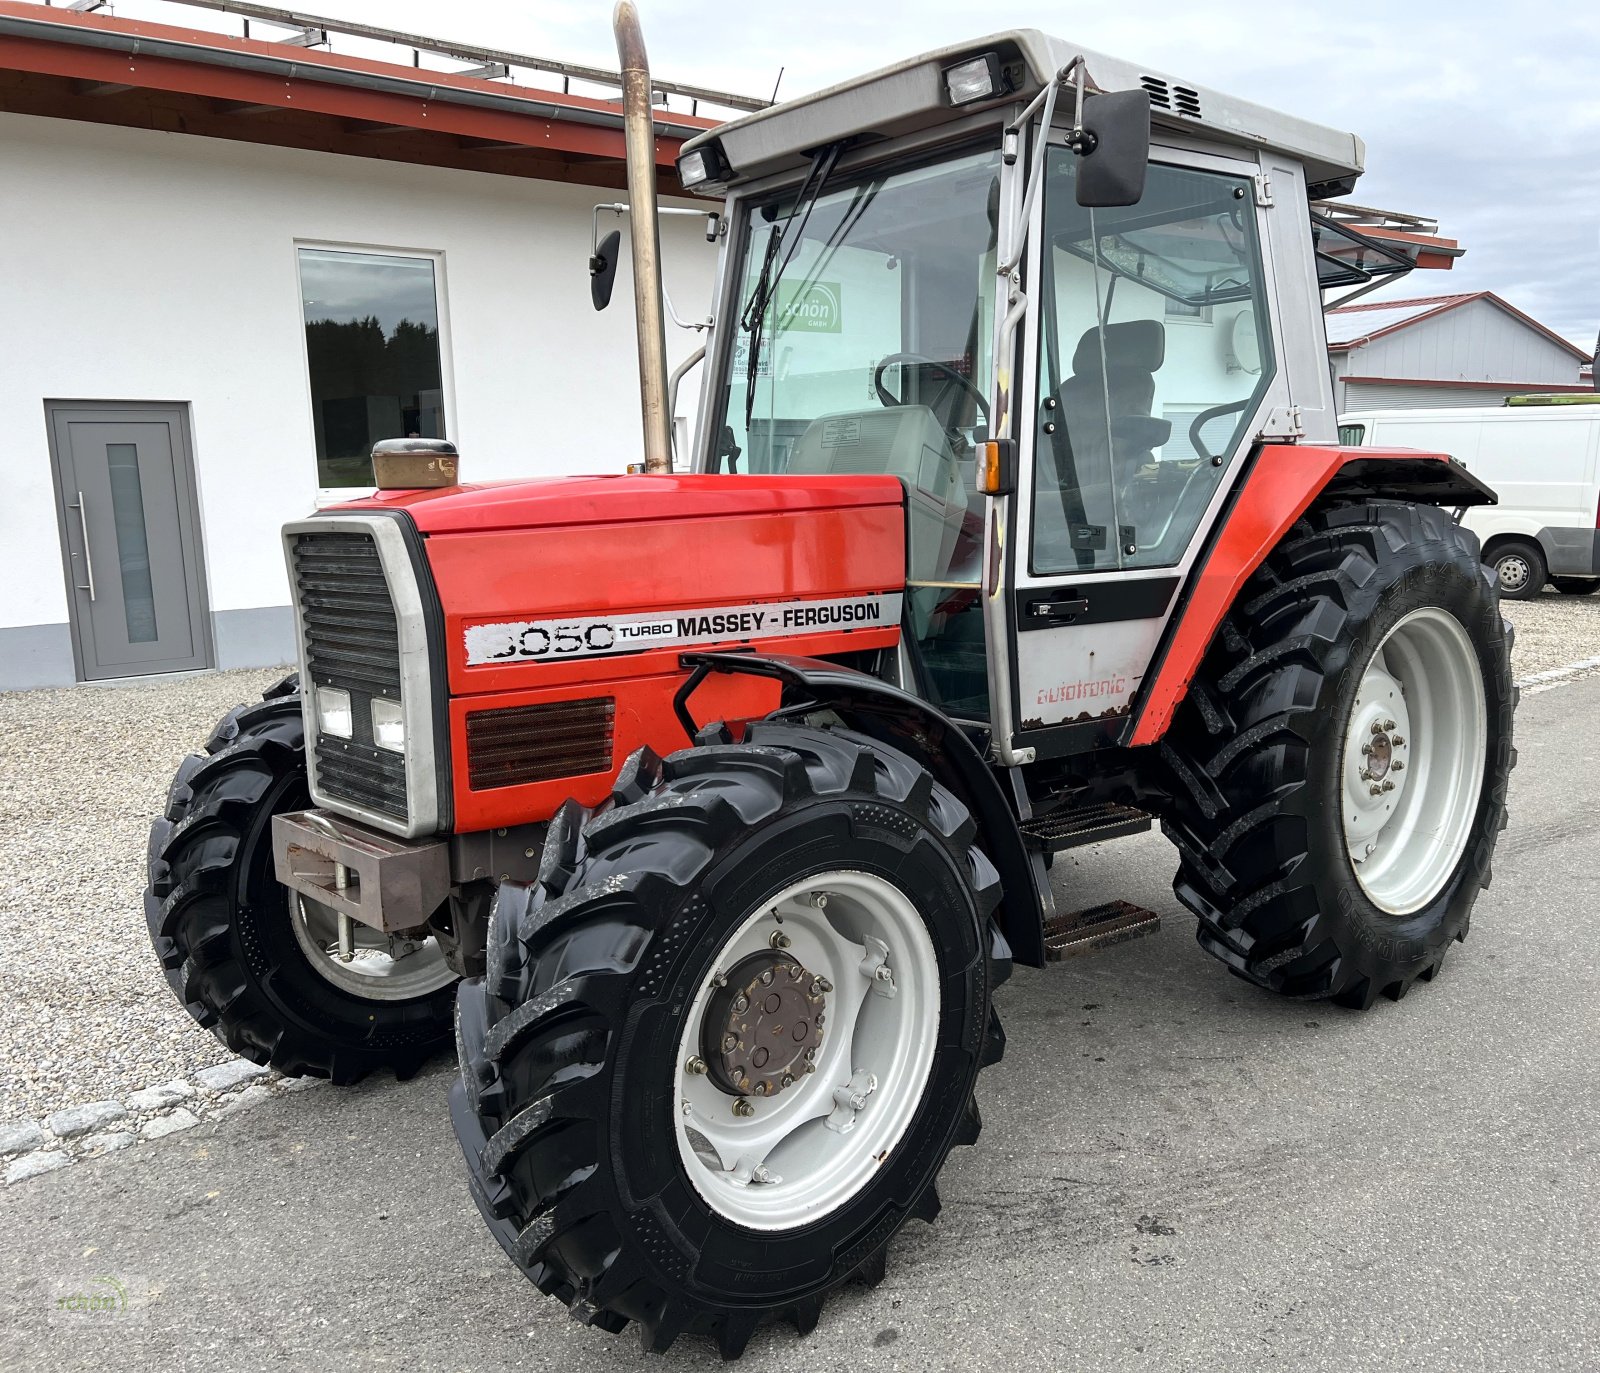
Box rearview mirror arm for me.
[591,201,717,331]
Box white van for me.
[1338,402,1600,599]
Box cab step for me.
[1021,801,1152,853]
[1042,900,1161,961]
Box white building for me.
[0,0,748,688]
[1326,292,1592,413]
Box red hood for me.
[332,473,905,536]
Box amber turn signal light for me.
[978,439,1016,495]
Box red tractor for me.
[144,7,1514,1358]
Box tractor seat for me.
[1058,319,1172,483]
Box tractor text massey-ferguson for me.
[144,6,1514,1358]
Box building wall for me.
[0,113,717,687]
[1332,297,1584,414]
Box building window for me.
[1164,295,1213,324]
[298,247,447,487]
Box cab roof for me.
[682,29,1364,200]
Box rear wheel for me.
[145,680,457,1081]
[1488,538,1546,599]
[1551,576,1600,596]
[451,722,1007,1356]
[1160,502,1515,1007]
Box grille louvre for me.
[1140,76,1202,118]
[466,697,615,791]
[292,530,408,823]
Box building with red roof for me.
[1326,291,1592,413]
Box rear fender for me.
[678,651,1046,968]
[1129,444,1490,748]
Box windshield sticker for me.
[774,280,841,334]
[821,417,861,448]
[732,332,772,378]
[464,592,904,665]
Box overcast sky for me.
[122,0,1599,353]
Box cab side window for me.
[1031,155,1277,574]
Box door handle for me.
[70,491,96,601]
[1026,597,1089,622]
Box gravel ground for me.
[0,666,288,1120]
[1,584,1597,1124]
[1501,584,1600,677]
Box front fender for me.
[678,652,1047,968]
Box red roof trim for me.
[0,0,717,161]
[1341,376,1593,392]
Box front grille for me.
[292,530,408,823]
[466,697,615,791]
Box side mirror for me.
[590,228,622,311]
[1074,89,1150,208]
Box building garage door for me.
[1342,383,1517,411]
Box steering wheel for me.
[873,352,991,430]
[1187,398,1253,465]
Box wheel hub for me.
[701,951,825,1099]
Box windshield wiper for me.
[741,142,844,428]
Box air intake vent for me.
[466,697,616,791]
[1140,76,1202,118]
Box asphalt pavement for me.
[2,676,1596,1373]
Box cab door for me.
[995,140,1292,758]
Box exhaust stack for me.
[614,2,673,474]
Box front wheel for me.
[144,681,458,1081]
[451,722,1007,1357]
[1161,501,1515,1007]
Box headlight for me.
[371,697,406,754]
[676,140,729,189]
[942,53,1002,106]
[315,686,352,739]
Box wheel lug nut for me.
[804,1063,816,1074]
[733,995,748,1013]
[732,1099,754,1117]
[760,970,774,986]
[722,1033,738,1052]
[1361,743,1373,757]
[781,1072,794,1088]
[1371,721,1384,735]
[1381,780,1395,793]
[1369,783,1383,796]
[685,1056,707,1075]
[1391,760,1404,772]
[1391,734,1405,746]
[804,1046,817,1062]
[769,930,791,950]
[1382,719,1396,731]
[753,1081,769,1096]
[1359,768,1373,781]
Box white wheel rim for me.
[1341,607,1487,914]
[1496,554,1530,591]
[672,870,941,1231]
[289,893,456,1001]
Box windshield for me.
[712,143,1003,719]
[715,145,1002,475]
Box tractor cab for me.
[676,32,1369,761]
